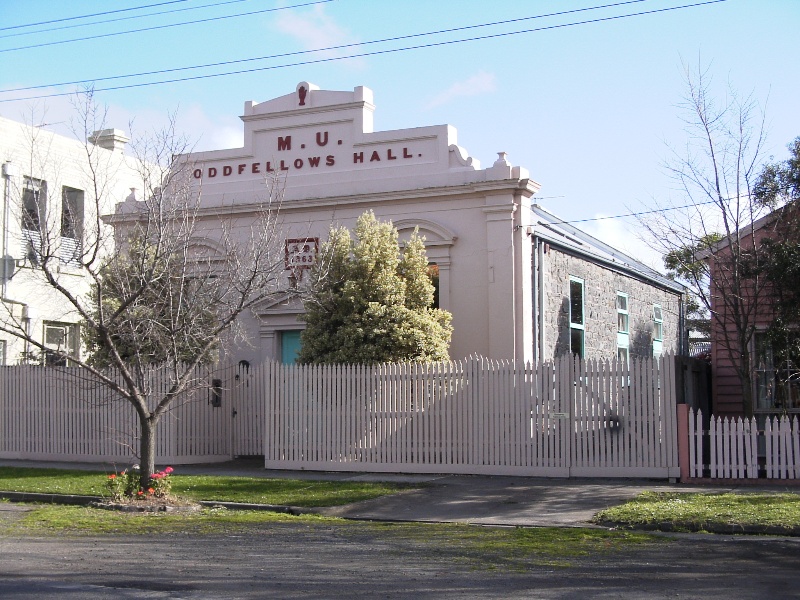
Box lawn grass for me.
[0,467,107,496]
[7,504,337,535]
[373,521,660,568]
[171,475,407,506]
[0,467,411,507]
[0,504,664,569]
[594,491,800,531]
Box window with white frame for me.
[652,304,663,357]
[42,322,79,366]
[22,177,45,232]
[617,345,629,364]
[61,187,84,265]
[754,331,800,413]
[22,177,46,263]
[617,292,629,363]
[428,263,440,309]
[569,277,584,358]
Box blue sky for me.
[1,0,798,269]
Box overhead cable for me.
[3,0,652,93]
[0,0,334,54]
[0,0,255,40]
[530,197,741,225]
[0,0,729,103]
[0,0,193,32]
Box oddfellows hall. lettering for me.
[192,130,422,179]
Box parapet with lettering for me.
[180,82,532,206]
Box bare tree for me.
[0,94,291,487]
[639,62,775,415]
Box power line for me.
[0,0,334,54]
[0,0,255,41]
[530,198,727,225]
[1,0,652,94]
[0,0,192,32]
[0,0,729,104]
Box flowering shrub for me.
[105,466,141,501]
[149,466,174,498]
[105,473,122,500]
[105,465,174,501]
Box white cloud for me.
[178,104,243,151]
[424,71,497,110]
[273,5,363,66]
[0,88,242,155]
[102,103,243,154]
[0,88,91,139]
[0,86,161,146]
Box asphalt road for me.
[1,514,799,599]
[1,462,799,598]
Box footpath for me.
[1,458,798,530]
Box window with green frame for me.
[652,304,663,357]
[616,292,629,362]
[569,277,584,358]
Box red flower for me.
[148,488,155,494]
[164,466,174,474]
[108,474,116,479]
[137,490,144,496]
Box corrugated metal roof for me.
[529,204,684,293]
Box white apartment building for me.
[0,116,140,365]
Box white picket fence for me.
[244,355,679,478]
[687,409,800,479]
[0,365,233,464]
[0,356,681,478]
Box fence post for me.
[676,403,690,481]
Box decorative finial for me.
[494,152,510,166]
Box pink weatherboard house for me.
[707,206,799,418]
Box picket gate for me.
[232,355,679,478]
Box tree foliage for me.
[663,233,724,339]
[298,211,452,364]
[82,238,219,367]
[760,232,800,370]
[754,137,800,207]
[753,138,800,372]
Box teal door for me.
[280,330,303,364]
